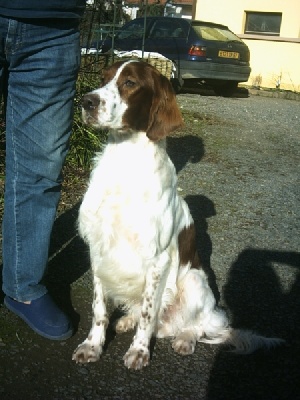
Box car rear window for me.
[192,24,242,42]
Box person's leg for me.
[1,18,81,338]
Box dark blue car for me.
[101,17,251,96]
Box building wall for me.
[194,0,300,91]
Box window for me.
[245,12,282,36]
[192,24,242,42]
[116,20,145,40]
[149,20,187,39]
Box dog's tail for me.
[198,308,285,354]
[199,327,285,354]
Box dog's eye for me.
[124,79,135,87]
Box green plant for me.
[66,60,108,170]
[137,1,164,17]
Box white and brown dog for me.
[72,60,283,370]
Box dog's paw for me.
[172,333,196,355]
[115,315,136,333]
[123,347,150,370]
[72,342,102,364]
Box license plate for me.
[218,50,239,59]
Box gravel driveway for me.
[1,89,300,399]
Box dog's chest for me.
[79,137,176,250]
[82,138,172,210]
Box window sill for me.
[238,34,300,43]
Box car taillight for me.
[188,45,207,57]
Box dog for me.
[72,60,284,370]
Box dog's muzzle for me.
[82,93,100,111]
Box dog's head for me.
[82,60,183,141]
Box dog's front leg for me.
[123,253,169,370]
[72,275,108,364]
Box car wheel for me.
[170,61,184,94]
[171,77,183,94]
[213,81,238,97]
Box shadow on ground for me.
[44,202,90,332]
[208,249,300,399]
[180,82,250,98]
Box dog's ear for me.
[146,72,184,141]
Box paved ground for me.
[0,87,299,399]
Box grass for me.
[66,57,110,170]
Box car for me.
[101,17,251,96]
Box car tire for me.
[170,61,184,94]
[213,81,238,97]
[171,77,183,94]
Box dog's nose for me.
[82,94,100,111]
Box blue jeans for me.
[0,17,81,301]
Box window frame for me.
[244,12,282,36]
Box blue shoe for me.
[4,294,73,340]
